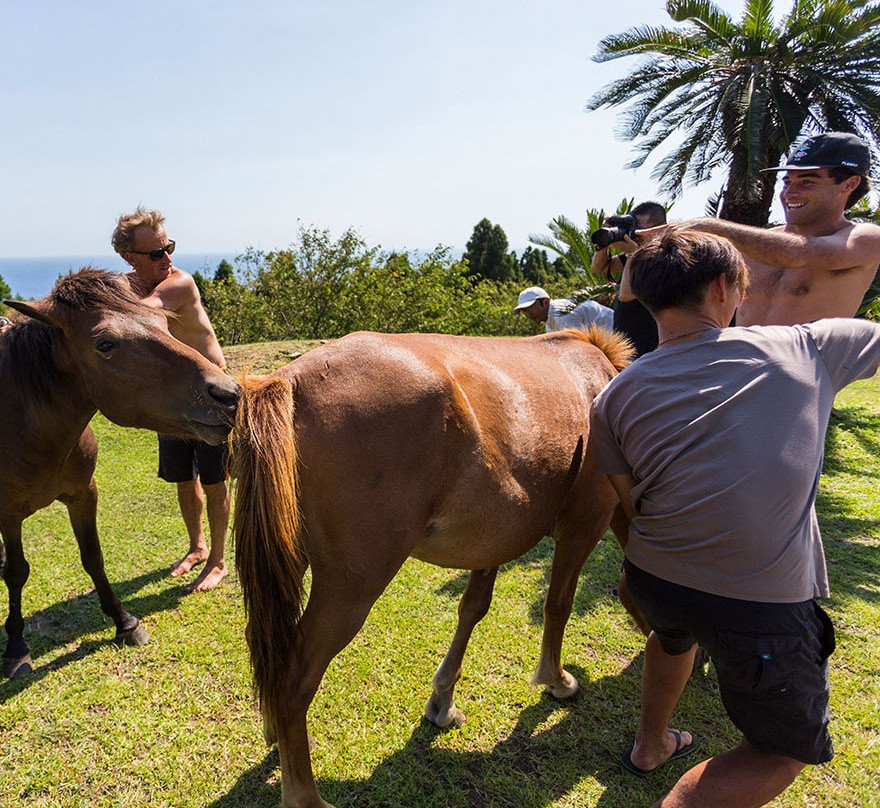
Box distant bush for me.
[198,226,598,344]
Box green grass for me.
[1,344,879,807]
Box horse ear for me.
[4,298,61,328]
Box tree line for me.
[192,225,579,345]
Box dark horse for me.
[233,328,633,808]
[0,268,239,678]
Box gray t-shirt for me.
[591,319,880,603]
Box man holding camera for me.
[591,201,667,356]
[645,133,880,327]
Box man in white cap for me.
[514,286,614,332]
[640,132,880,327]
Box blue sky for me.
[3,0,757,258]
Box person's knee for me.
[202,480,228,501]
[176,479,201,504]
[740,738,807,781]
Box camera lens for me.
[591,228,617,248]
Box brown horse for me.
[234,327,633,808]
[0,268,239,678]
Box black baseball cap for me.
[762,132,870,176]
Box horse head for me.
[4,268,239,444]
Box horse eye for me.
[95,339,116,356]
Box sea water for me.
[0,254,235,299]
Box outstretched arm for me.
[641,219,880,273]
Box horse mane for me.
[566,326,635,372]
[233,373,307,720]
[48,267,149,316]
[1,268,155,406]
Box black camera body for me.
[590,214,638,248]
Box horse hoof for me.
[544,670,579,700]
[117,622,150,647]
[424,697,465,729]
[3,654,34,678]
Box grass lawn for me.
[0,340,878,807]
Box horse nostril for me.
[208,381,241,409]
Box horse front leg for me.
[425,567,498,729]
[63,480,148,646]
[1,520,33,678]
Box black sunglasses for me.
[128,240,176,261]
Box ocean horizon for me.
[0,253,236,300]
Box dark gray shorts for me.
[625,560,835,765]
[157,435,229,485]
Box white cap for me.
[514,286,549,312]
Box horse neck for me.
[0,322,96,449]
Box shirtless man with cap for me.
[643,132,880,326]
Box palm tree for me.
[587,0,880,225]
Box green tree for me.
[214,259,235,283]
[587,0,880,225]
[0,273,11,308]
[519,246,552,285]
[463,218,518,281]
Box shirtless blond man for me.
[643,133,880,326]
[112,207,230,592]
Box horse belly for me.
[410,522,544,570]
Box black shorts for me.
[157,435,229,485]
[625,560,835,765]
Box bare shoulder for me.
[847,220,880,244]
[151,268,200,310]
[827,220,880,265]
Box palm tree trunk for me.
[719,151,780,226]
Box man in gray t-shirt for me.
[589,231,880,807]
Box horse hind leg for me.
[1,521,34,678]
[274,578,396,808]
[609,504,650,637]
[63,481,148,646]
[531,515,610,699]
[425,567,498,729]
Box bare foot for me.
[170,548,208,578]
[186,559,228,593]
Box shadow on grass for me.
[207,660,727,808]
[0,565,188,698]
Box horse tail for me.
[233,374,306,723]
[582,325,634,372]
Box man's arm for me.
[641,219,880,273]
[591,247,623,282]
[608,472,639,522]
